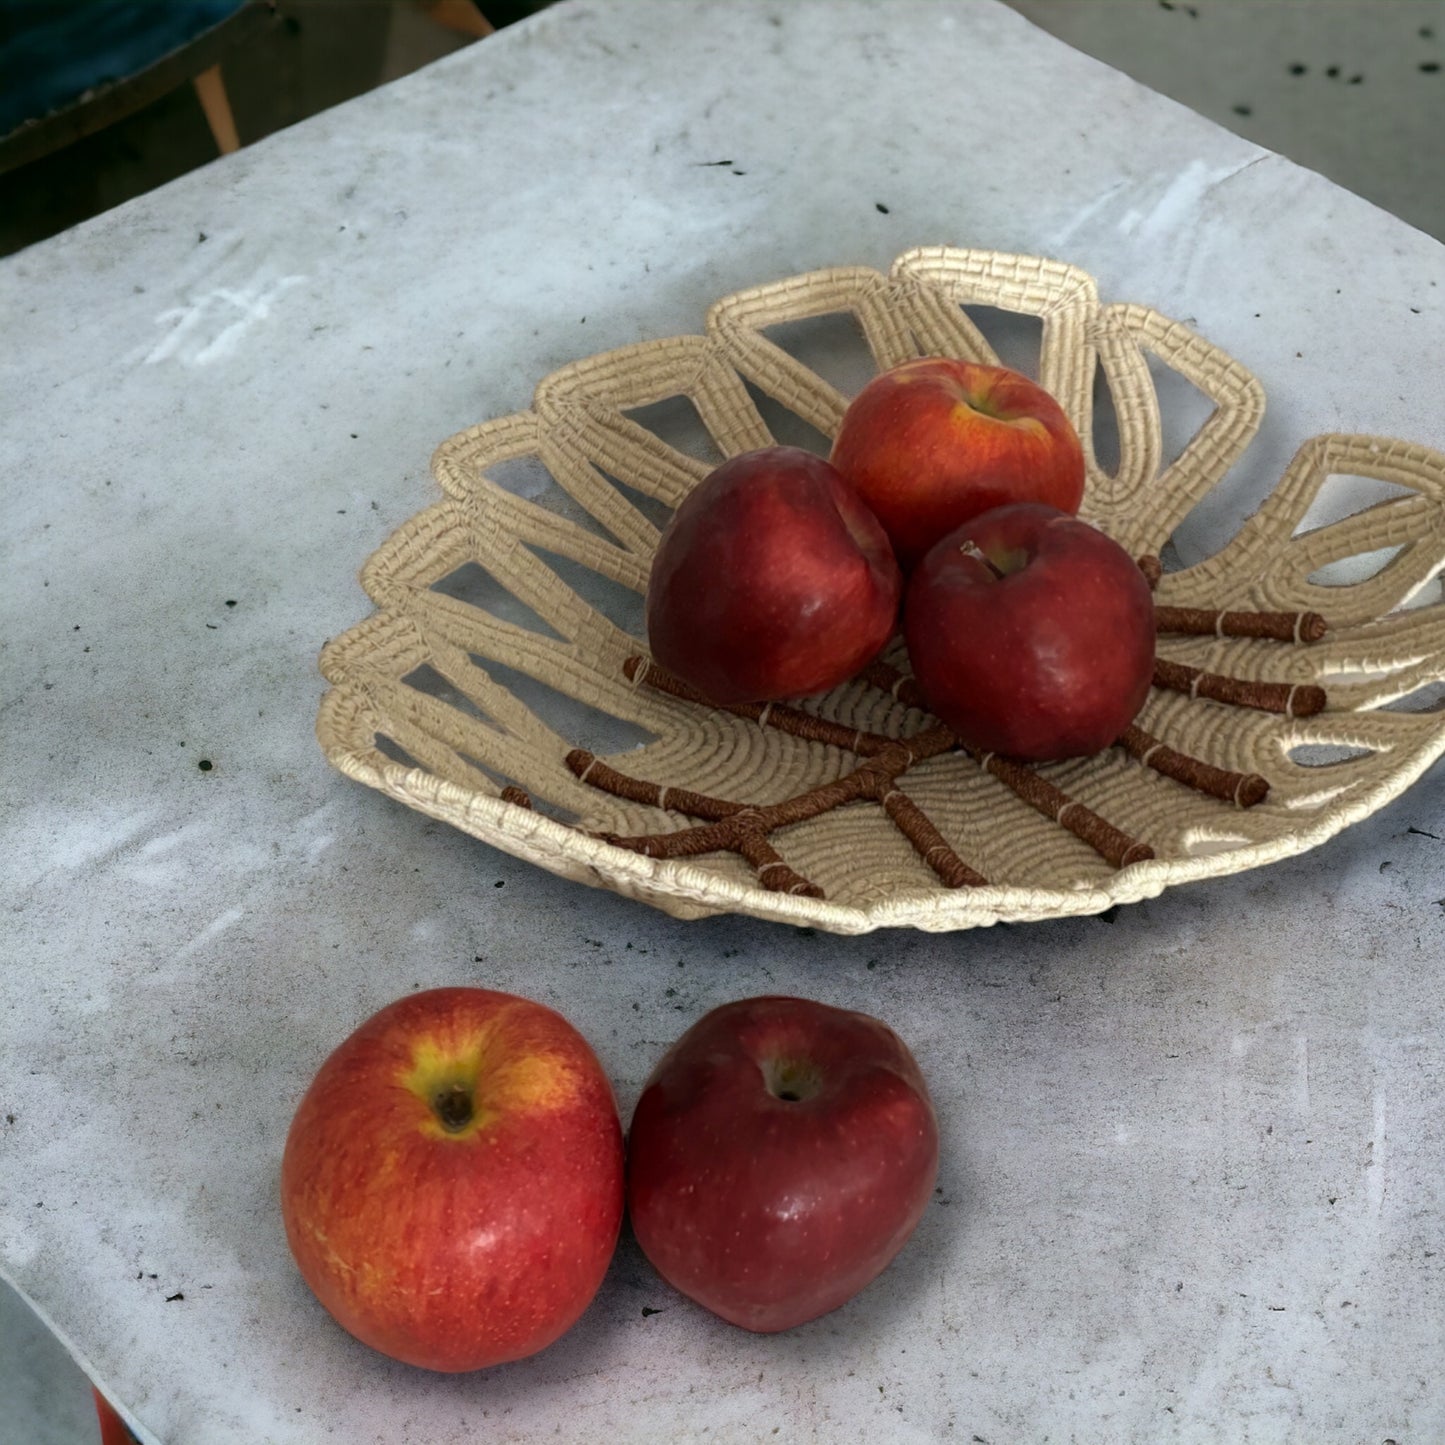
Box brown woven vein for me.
[1155,605,1329,643]
[1152,658,1328,717]
[567,698,981,897]
[857,660,1156,866]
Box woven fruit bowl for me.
[316,247,1445,934]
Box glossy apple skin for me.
[904,503,1156,762]
[830,358,1086,569]
[627,996,939,1333]
[645,446,902,703]
[280,988,624,1372]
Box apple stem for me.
[433,1084,475,1132]
[959,540,1006,580]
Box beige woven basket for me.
[316,248,1445,933]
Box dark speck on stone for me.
[1349,73,1363,83]
[1326,65,1340,78]
[494,880,505,887]
[198,760,213,772]
[1289,62,1307,75]
[1422,61,1441,73]
[876,201,890,213]
[225,599,237,607]
[1233,103,1252,116]
[198,232,208,243]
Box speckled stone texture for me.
[2,2,1443,1442]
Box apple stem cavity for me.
[763,1058,822,1104]
[959,540,1006,581]
[433,1083,476,1133]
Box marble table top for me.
[3,2,1442,1440]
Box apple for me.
[626,995,939,1333]
[830,357,1086,568]
[645,445,901,703]
[903,503,1155,762]
[280,987,624,1372]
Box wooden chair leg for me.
[423,0,494,39]
[192,64,241,155]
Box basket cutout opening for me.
[1292,472,1421,537]
[401,663,508,733]
[1307,544,1407,589]
[956,304,1045,381]
[1286,742,1377,768]
[525,543,648,642]
[589,462,678,534]
[430,561,570,643]
[1389,571,1443,613]
[760,311,881,398]
[740,378,836,457]
[623,393,727,466]
[1145,349,1221,473]
[468,653,657,757]
[375,734,423,769]
[1089,357,1123,480]
[482,454,631,550]
[1379,680,1445,715]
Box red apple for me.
[904,503,1155,761]
[280,988,624,1372]
[626,995,939,1333]
[645,446,901,703]
[830,358,1085,569]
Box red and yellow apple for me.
[904,503,1155,761]
[626,995,939,1333]
[830,358,1086,568]
[645,445,901,703]
[280,987,624,1372]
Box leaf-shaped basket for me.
[316,247,1445,933]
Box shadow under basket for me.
[316,247,1445,934]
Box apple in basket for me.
[280,988,624,1372]
[645,445,902,703]
[830,358,1086,569]
[627,996,939,1332]
[904,503,1156,762]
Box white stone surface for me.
[2,2,1443,1441]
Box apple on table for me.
[626,995,939,1333]
[281,987,624,1372]
[645,444,901,704]
[904,502,1156,762]
[830,357,1086,569]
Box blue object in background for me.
[0,0,249,136]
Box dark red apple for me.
[904,503,1155,761]
[645,446,901,703]
[626,995,939,1333]
[280,988,624,1372]
[830,358,1085,568]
